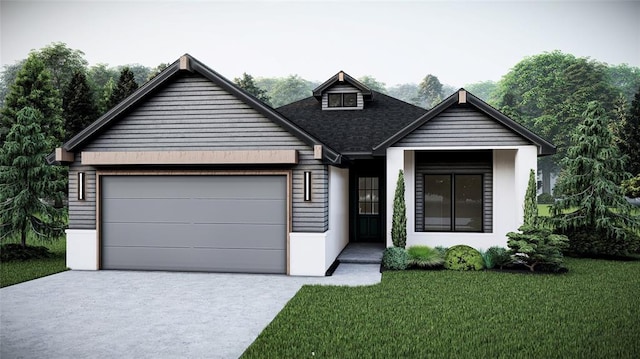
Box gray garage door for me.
[101,175,287,273]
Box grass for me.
[0,237,67,288]
[241,258,640,358]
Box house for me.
[54,54,555,276]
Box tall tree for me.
[358,76,387,94]
[234,73,270,104]
[551,102,638,256]
[464,80,498,104]
[36,42,88,96]
[418,74,443,109]
[147,62,171,81]
[387,83,422,107]
[269,75,316,107]
[108,67,139,108]
[0,107,66,247]
[620,86,640,175]
[0,60,25,108]
[607,63,640,105]
[1,53,64,145]
[120,64,152,86]
[63,71,99,140]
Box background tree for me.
[36,42,88,96]
[120,64,151,86]
[147,62,171,81]
[234,73,270,104]
[606,63,640,104]
[464,80,498,103]
[0,60,25,108]
[387,83,422,106]
[358,76,387,93]
[108,67,139,108]
[418,74,443,109]
[63,71,99,140]
[0,107,66,247]
[268,75,317,107]
[620,86,640,175]
[391,170,407,248]
[1,53,64,145]
[551,101,639,256]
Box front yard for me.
[0,238,67,288]
[242,257,640,358]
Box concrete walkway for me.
[0,263,380,359]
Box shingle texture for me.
[277,92,426,154]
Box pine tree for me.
[63,71,98,140]
[391,170,407,248]
[235,73,270,104]
[551,101,639,256]
[1,53,64,145]
[620,86,640,175]
[0,107,66,247]
[108,67,139,108]
[523,169,538,227]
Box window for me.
[358,177,379,215]
[328,93,358,108]
[424,174,482,232]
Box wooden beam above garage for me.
[81,150,298,165]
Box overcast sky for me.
[1,0,639,87]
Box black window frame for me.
[423,173,484,232]
[327,93,358,108]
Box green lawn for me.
[242,258,640,358]
[0,238,68,288]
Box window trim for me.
[327,93,358,108]
[423,173,484,232]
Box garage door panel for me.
[103,222,286,249]
[102,198,285,224]
[102,176,285,200]
[103,247,286,273]
[101,175,287,273]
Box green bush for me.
[0,244,53,262]
[537,193,554,204]
[407,246,444,269]
[562,227,640,258]
[382,247,408,270]
[621,174,640,198]
[507,226,569,272]
[434,246,448,257]
[444,245,484,271]
[483,246,512,269]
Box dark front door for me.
[357,176,382,241]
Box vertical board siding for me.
[414,151,493,233]
[395,105,531,147]
[72,73,328,232]
[68,153,97,229]
[321,83,364,110]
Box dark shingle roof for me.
[277,92,427,155]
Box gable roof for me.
[277,91,427,156]
[312,71,373,100]
[56,54,343,165]
[373,89,557,156]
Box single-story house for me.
[54,54,555,276]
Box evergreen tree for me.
[391,170,407,248]
[620,86,640,175]
[418,74,443,109]
[234,73,270,104]
[63,71,99,140]
[551,101,639,256]
[0,107,66,247]
[1,53,64,145]
[523,169,538,227]
[108,67,139,108]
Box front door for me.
[357,176,382,241]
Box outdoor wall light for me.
[304,171,311,201]
[78,172,85,200]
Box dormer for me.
[312,71,373,110]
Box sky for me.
[1,0,639,87]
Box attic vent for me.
[458,90,467,104]
[179,55,192,71]
[338,72,344,81]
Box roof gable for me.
[59,54,342,164]
[312,71,372,100]
[373,89,556,156]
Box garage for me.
[100,175,287,273]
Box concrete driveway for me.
[0,264,380,359]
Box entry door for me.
[357,176,382,241]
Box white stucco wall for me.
[386,146,538,251]
[66,229,99,270]
[289,166,349,276]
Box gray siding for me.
[68,153,97,229]
[395,106,531,147]
[322,83,364,110]
[414,151,493,233]
[71,73,328,232]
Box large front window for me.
[424,174,483,232]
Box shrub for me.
[0,244,53,262]
[444,245,484,271]
[434,246,448,257]
[391,170,407,248]
[537,193,554,205]
[382,247,408,270]
[407,246,444,269]
[483,246,512,269]
[561,227,640,258]
[621,174,640,198]
[507,226,569,272]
